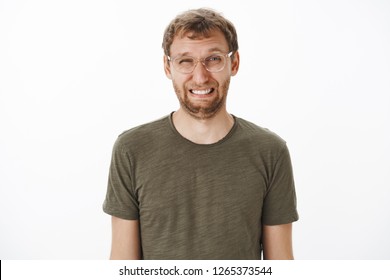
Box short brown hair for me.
[162,8,238,56]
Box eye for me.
[177,57,194,65]
[206,55,223,62]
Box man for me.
[103,8,298,260]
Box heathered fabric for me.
[103,114,298,259]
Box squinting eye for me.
[206,55,222,62]
[177,57,194,65]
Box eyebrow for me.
[174,47,228,57]
[208,47,226,53]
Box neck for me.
[172,108,234,144]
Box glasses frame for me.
[167,51,233,74]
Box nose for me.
[191,61,210,84]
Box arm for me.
[262,223,294,260]
[110,216,141,260]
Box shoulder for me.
[233,117,292,171]
[114,115,171,152]
[235,117,286,149]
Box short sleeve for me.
[102,138,139,220]
[262,144,299,225]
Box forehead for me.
[170,29,229,56]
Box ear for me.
[230,51,240,76]
[164,55,172,80]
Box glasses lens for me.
[173,56,195,73]
[205,54,225,72]
[172,53,228,73]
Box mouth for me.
[189,88,214,95]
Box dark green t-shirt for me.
[103,114,298,259]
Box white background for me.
[0,0,389,260]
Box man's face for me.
[164,30,239,120]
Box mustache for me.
[186,83,217,89]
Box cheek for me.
[172,76,190,89]
[172,79,186,94]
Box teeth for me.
[191,89,212,95]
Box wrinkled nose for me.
[191,62,210,84]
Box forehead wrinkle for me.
[178,28,216,40]
[170,29,229,57]
[172,48,228,58]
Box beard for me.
[172,78,231,120]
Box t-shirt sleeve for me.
[262,144,299,225]
[102,138,139,220]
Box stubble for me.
[173,78,231,120]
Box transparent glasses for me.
[167,52,233,74]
